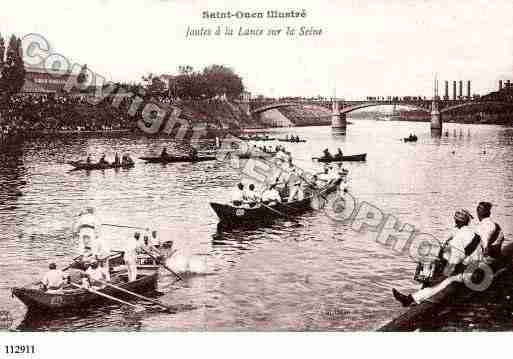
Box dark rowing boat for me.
[278,138,306,143]
[403,136,418,142]
[68,161,134,171]
[11,267,158,314]
[379,242,513,331]
[240,136,276,141]
[314,153,367,162]
[139,155,216,163]
[237,151,277,159]
[210,178,341,226]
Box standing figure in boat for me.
[113,153,120,165]
[190,146,198,160]
[73,207,101,259]
[125,232,143,282]
[244,183,260,207]
[288,181,304,202]
[475,202,504,259]
[392,209,483,307]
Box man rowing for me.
[475,202,504,259]
[392,209,483,307]
[231,183,245,207]
[41,263,69,292]
[334,148,344,161]
[262,183,282,205]
[321,148,333,161]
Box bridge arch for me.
[339,102,430,115]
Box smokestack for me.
[499,80,503,90]
[467,80,471,98]
[444,81,449,99]
[458,81,463,99]
[453,81,457,100]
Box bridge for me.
[248,93,513,134]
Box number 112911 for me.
[5,345,35,354]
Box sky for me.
[1,0,513,99]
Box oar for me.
[102,223,148,230]
[70,283,145,311]
[62,255,83,271]
[97,279,175,313]
[140,249,183,281]
[259,202,300,224]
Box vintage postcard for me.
[1,0,513,351]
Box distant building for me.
[21,67,77,94]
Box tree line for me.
[142,64,244,100]
[0,33,26,102]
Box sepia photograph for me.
[1,0,513,349]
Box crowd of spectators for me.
[0,92,249,145]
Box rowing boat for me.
[11,267,158,314]
[240,136,276,141]
[403,136,418,142]
[139,155,216,163]
[379,242,513,331]
[68,161,134,171]
[210,178,341,226]
[278,138,307,143]
[314,153,367,162]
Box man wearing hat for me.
[392,209,483,307]
[73,207,101,258]
[475,202,504,259]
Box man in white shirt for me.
[288,181,304,202]
[86,261,107,288]
[261,184,282,204]
[231,183,244,207]
[392,209,483,306]
[474,201,504,258]
[124,232,143,282]
[244,184,260,207]
[42,263,68,292]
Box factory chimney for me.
[467,80,471,99]
[452,81,457,100]
[444,81,449,100]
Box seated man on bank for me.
[392,209,483,307]
[231,183,245,207]
[41,263,69,292]
[474,201,505,259]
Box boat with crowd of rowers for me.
[210,178,342,227]
[12,266,159,314]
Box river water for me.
[1,119,512,331]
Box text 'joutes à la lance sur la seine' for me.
[186,9,323,38]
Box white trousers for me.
[412,274,464,304]
[126,260,138,282]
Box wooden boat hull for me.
[210,178,341,226]
[316,153,367,162]
[139,156,216,163]
[240,137,276,141]
[12,268,158,314]
[403,138,418,142]
[278,139,306,143]
[379,242,513,331]
[68,161,134,171]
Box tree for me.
[0,34,5,71]
[202,64,243,99]
[77,64,88,85]
[142,73,167,97]
[1,35,26,98]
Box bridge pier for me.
[331,100,346,133]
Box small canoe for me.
[278,138,307,143]
[11,267,158,314]
[379,242,513,331]
[68,161,134,171]
[403,137,418,142]
[139,156,216,163]
[210,178,341,226]
[314,153,367,162]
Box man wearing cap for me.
[475,202,504,259]
[392,209,483,307]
